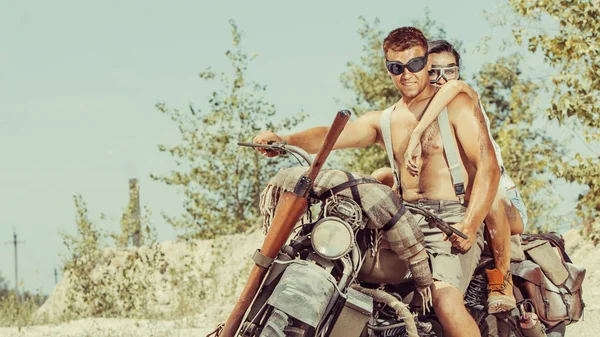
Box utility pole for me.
[54,266,58,284]
[129,178,141,247]
[6,229,24,301]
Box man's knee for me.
[432,281,465,317]
[371,167,394,187]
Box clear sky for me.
[0,0,581,295]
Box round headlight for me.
[311,217,354,260]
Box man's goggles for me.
[386,53,428,76]
[429,66,460,83]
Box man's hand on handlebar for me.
[253,131,284,157]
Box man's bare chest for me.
[389,107,444,159]
[420,120,443,154]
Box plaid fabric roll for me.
[259,167,425,260]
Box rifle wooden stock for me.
[305,109,351,183]
[220,193,307,337]
[220,110,351,337]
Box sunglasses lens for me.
[407,57,426,73]
[387,55,427,75]
[387,63,404,75]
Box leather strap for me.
[317,178,378,201]
[381,203,406,231]
[252,249,274,268]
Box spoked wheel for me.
[471,307,525,337]
[423,317,444,336]
[259,308,308,337]
[486,311,525,337]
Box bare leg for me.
[504,188,525,235]
[485,192,512,276]
[432,281,481,337]
[371,167,394,188]
[484,190,520,313]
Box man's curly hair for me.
[382,27,428,56]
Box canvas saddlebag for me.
[511,233,586,327]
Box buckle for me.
[454,183,465,196]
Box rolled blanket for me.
[259,167,425,260]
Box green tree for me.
[62,195,102,260]
[475,54,565,229]
[60,195,103,318]
[110,204,156,248]
[507,0,600,231]
[153,20,305,239]
[0,272,8,299]
[338,17,395,174]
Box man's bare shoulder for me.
[447,92,479,118]
[447,92,474,108]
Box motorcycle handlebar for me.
[237,142,314,166]
[237,142,467,240]
[238,143,468,240]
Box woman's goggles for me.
[429,66,460,83]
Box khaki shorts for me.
[407,199,484,294]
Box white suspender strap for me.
[380,105,400,190]
[437,107,466,204]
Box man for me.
[373,39,525,313]
[254,27,499,337]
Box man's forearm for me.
[282,126,330,154]
[463,166,500,229]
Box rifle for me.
[219,109,352,337]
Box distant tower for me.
[7,229,24,300]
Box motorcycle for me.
[214,111,569,337]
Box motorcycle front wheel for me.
[258,308,308,337]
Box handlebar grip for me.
[237,141,284,155]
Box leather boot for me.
[486,268,516,314]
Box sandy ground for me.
[1,229,597,337]
[0,317,215,337]
[560,229,600,336]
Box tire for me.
[479,313,501,337]
[546,321,566,337]
[424,318,444,336]
[472,308,523,337]
[496,317,521,337]
[259,308,307,337]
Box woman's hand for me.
[405,133,422,176]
